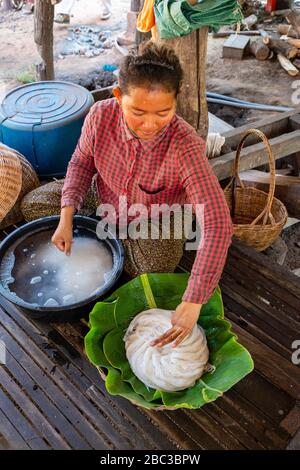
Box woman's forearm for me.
[60,206,75,225]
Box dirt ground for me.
[0,0,296,126]
[0,0,129,100]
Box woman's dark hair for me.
[118,41,183,96]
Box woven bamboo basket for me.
[0,145,22,225]
[0,143,40,229]
[224,129,288,252]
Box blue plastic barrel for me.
[0,81,94,177]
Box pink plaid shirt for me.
[62,98,233,304]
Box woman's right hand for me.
[51,221,73,256]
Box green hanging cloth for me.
[154,0,243,39]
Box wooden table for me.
[0,234,299,450]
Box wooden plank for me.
[0,315,126,450]
[288,114,300,174]
[228,242,300,300]
[210,130,300,180]
[142,409,207,450]
[0,388,49,450]
[227,313,300,399]
[221,107,300,150]
[182,409,245,449]
[199,401,265,450]
[232,371,295,426]
[86,386,177,451]
[280,405,300,436]
[0,297,176,450]
[218,390,290,449]
[181,243,300,307]
[0,330,94,449]
[225,253,300,320]
[221,269,300,340]
[160,410,225,450]
[0,411,29,450]
[0,364,71,449]
[222,291,294,360]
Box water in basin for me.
[0,228,114,307]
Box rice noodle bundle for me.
[124,308,209,392]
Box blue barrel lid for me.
[0,81,94,130]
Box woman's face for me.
[116,86,176,141]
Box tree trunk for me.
[160,28,209,140]
[1,0,13,11]
[34,0,55,81]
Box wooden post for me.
[34,0,55,81]
[160,28,209,140]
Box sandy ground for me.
[206,35,295,126]
[0,0,129,99]
[0,2,297,126]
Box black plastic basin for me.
[0,215,124,320]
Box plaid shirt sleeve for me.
[61,105,97,211]
[179,134,233,305]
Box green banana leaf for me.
[85,273,254,410]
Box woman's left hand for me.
[150,302,202,348]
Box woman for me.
[52,41,233,348]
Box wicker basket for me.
[0,143,40,229]
[0,145,22,225]
[224,129,288,252]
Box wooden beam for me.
[34,0,55,81]
[221,107,300,151]
[288,114,300,175]
[239,170,300,217]
[210,130,300,180]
